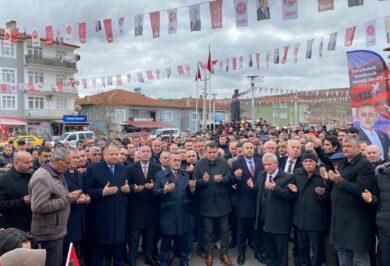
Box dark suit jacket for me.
[135,26,143,36]
[257,6,270,20]
[85,161,128,244]
[329,154,375,251]
[254,170,295,234]
[190,19,201,31]
[278,156,302,173]
[0,168,32,231]
[358,128,390,160]
[153,168,193,235]
[64,169,86,241]
[127,161,161,229]
[231,157,263,218]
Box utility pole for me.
[201,75,208,129]
[246,75,258,129]
[211,93,217,127]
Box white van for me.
[150,128,180,139]
[59,131,95,147]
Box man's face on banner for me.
[357,105,378,131]
[191,8,198,22]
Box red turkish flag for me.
[344,26,356,47]
[1,84,7,93]
[11,28,19,42]
[195,65,202,81]
[78,23,87,43]
[45,26,54,45]
[209,0,223,29]
[28,83,35,94]
[56,80,63,92]
[149,11,160,38]
[65,243,79,266]
[232,57,237,70]
[103,19,113,43]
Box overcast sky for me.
[1,0,390,99]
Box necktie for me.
[369,131,384,160]
[249,161,255,177]
[143,166,148,179]
[287,160,294,174]
[109,165,115,175]
[173,171,178,180]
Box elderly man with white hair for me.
[366,144,383,168]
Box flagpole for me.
[195,79,199,132]
[208,45,212,128]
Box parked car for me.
[58,131,95,147]
[0,135,43,149]
[149,128,180,139]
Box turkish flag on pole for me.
[78,23,87,43]
[195,65,202,81]
[65,243,80,266]
[103,19,113,43]
[207,48,212,72]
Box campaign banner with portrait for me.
[346,50,390,158]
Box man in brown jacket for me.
[29,147,82,266]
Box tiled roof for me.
[76,89,179,108]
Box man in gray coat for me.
[29,148,82,266]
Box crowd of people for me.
[0,120,389,266]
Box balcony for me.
[24,109,78,119]
[25,55,78,72]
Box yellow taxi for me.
[0,135,43,149]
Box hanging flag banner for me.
[328,32,338,50]
[156,70,160,80]
[116,75,122,86]
[28,83,35,94]
[306,39,314,59]
[10,28,19,43]
[348,0,364,7]
[1,84,7,93]
[282,0,298,20]
[385,16,390,43]
[282,46,289,64]
[167,8,178,34]
[345,26,356,47]
[219,61,224,71]
[256,0,271,20]
[134,14,144,37]
[127,73,131,84]
[185,64,191,75]
[146,70,154,80]
[189,4,201,32]
[255,53,260,69]
[365,20,377,47]
[82,79,87,89]
[209,0,223,29]
[65,24,73,42]
[166,67,171,79]
[294,43,300,63]
[232,57,237,70]
[346,49,390,138]
[94,20,102,32]
[248,54,253,67]
[233,0,248,27]
[107,76,113,86]
[101,77,106,88]
[319,37,324,58]
[92,78,97,88]
[273,48,279,64]
[178,65,185,75]
[103,19,113,43]
[118,17,125,38]
[31,28,40,47]
[239,56,244,69]
[137,72,144,83]
[55,26,64,44]
[150,11,160,38]
[318,0,334,12]
[225,58,229,71]
[45,26,54,45]
[78,22,87,43]
[266,51,271,68]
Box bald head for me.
[287,139,301,159]
[14,151,33,173]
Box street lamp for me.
[246,75,258,129]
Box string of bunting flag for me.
[72,13,390,90]
[4,0,387,46]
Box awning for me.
[121,121,169,129]
[0,117,26,126]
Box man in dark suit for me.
[194,142,233,266]
[278,139,302,174]
[85,145,130,266]
[231,141,263,265]
[134,15,143,36]
[127,145,161,266]
[327,136,375,265]
[357,104,390,161]
[251,152,296,266]
[63,148,90,265]
[0,151,33,231]
[153,152,196,266]
[257,0,270,21]
[151,139,163,164]
[190,7,201,31]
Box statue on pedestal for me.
[231,89,241,121]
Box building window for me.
[279,102,288,109]
[56,50,66,61]
[1,94,17,110]
[165,111,173,121]
[56,75,66,82]
[0,41,16,58]
[279,113,288,119]
[56,98,67,110]
[28,97,44,109]
[115,110,126,124]
[192,112,198,121]
[28,71,44,83]
[27,45,43,58]
[1,68,16,83]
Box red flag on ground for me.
[103,19,113,43]
[78,23,87,43]
[28,83,35,94]
[195,65,202,81]
[65,243,79,266]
